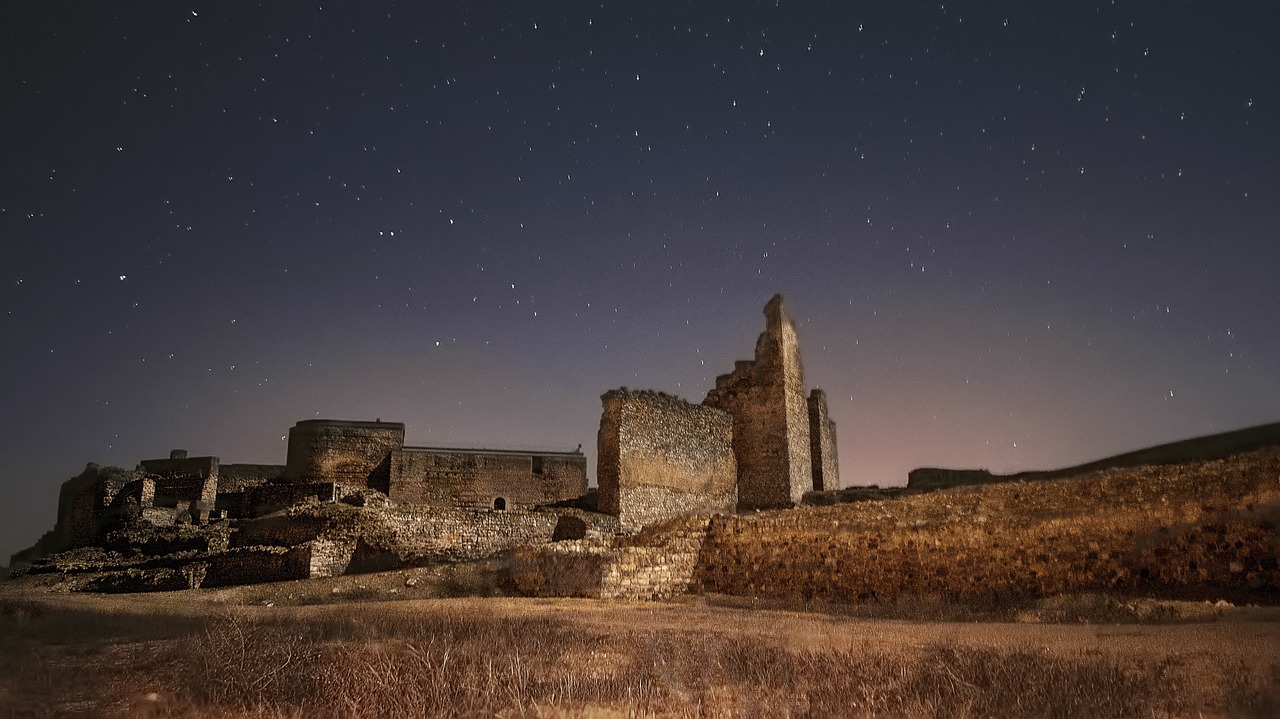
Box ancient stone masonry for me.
[286,420,406,489]
[138,451,219,521]
[597,390,737,532]
[808,390,839,491]
[510,515,715,600]
[390,447,587,510]
[12,294,842,596]
[285,418,587,510]
[704,295,836,508]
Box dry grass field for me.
[1,582,1278,718]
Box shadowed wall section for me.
[808,390,840,491]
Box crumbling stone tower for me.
[704,295,815,509]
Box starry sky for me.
[2,2,1278,562]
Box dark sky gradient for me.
[3,2,1278,561]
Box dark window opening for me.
[494,497,506,511]
[532,456,544,474]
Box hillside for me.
[694,449,1280,606]
[909,420,1280,489]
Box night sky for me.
[3,3,1278,562]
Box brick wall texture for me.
[597,390,736,532]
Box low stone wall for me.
[205,546,311,587]
[510,516,713,600]
[306,538,354,578]
[249,482,338,516]
[358,507,618,567]
[218,463,286,492]
[231,512,339,548]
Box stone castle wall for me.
[285,419,405,489]
[138,454,219,509]
[704,295,813,509]
[217,463,286,492]
[597,390,736,532]
[808,390,840,491]
[388,448,586,510]
[359,507,618,566]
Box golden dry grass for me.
[1,592,1277,718]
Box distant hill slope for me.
[908,421,1280,490]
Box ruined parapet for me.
[139,453,219,520]
[704,295,813,509]
[597,389,736,532]
[808,389,840,491]
[284,419,405,490]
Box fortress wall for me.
[704,295,813,509]
[138,455,219,508]
[218,463,286,492]
[349,507,620,569]
[248,482,339,516]
[692,453,1280,606]
[284,419,404,488]
[808,390,840,491]
[139,455,218,481]
[597,390,736,532]
[388,449,586,510]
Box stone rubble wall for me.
[249,482,339,516]
[366,507,619,565]
[305,538,354,578]
[217,463,286,492]
[204,546,311,587]
[510,515,714,600]
[597,389,736,532]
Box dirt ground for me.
[5,568,1279,693]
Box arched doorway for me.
[493,497,507,510]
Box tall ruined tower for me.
[704,295,814,509]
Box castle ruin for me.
[11,295,839,591]
[595,294,839,528]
